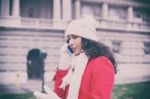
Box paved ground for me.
[0,76,150,96]
[0,80,53,96]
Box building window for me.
[142,9,150,24]
[81,2,102,18]
[133,8,150,23]
[0,0,1,15]
[112,40,122,53]
[109,6,127,21]
[134,10,143,23]
[28,8,34,17]
[144,41,150,54]
[9,0,13,16]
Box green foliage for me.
[112,81,150,99]
[0,93,36,99]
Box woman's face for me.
[68,35,82,56]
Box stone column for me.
[62,0,72,21]
[53,0,61,20]
[127,6,133,29]
[101,3,108,27]
[102,3,108,19]
[1,0,10,16]
[127,6,133,22]
[12,0,20,17]
[75,0,81,18]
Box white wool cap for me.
[65,15,99,42]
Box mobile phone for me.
[67,46,73,56]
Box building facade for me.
[0,0,150,85]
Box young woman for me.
[53,16,117,99]
[34,16,117,99]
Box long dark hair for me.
[81,38,117,74]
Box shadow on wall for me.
[27,49,44,80]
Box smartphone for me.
[67,46,73,56]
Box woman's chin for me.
[73,52,80,56]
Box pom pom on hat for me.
[65,15,99,42]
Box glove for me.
[59,69,72,89]
[34,85,60,99]
[58,43,71,70]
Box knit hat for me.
[65,15,99,42]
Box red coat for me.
[53,56,115,99]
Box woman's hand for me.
[34,85,60,99]
[58,43,72,70]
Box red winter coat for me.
[53,56,115,99]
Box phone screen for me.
[67,46,73,55]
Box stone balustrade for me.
[0,16,150,32]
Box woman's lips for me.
[71,48,76,53]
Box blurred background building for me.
[0,0,150,88]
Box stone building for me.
[0,0,150,85]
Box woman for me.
[53,16,117,99]
[34,16,117,99]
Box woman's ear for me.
[66,36,70,44]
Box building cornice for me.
[81,0,150,8]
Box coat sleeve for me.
[53,69,69,99]
[90,57,115,99]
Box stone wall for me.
[0,27,150,84]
